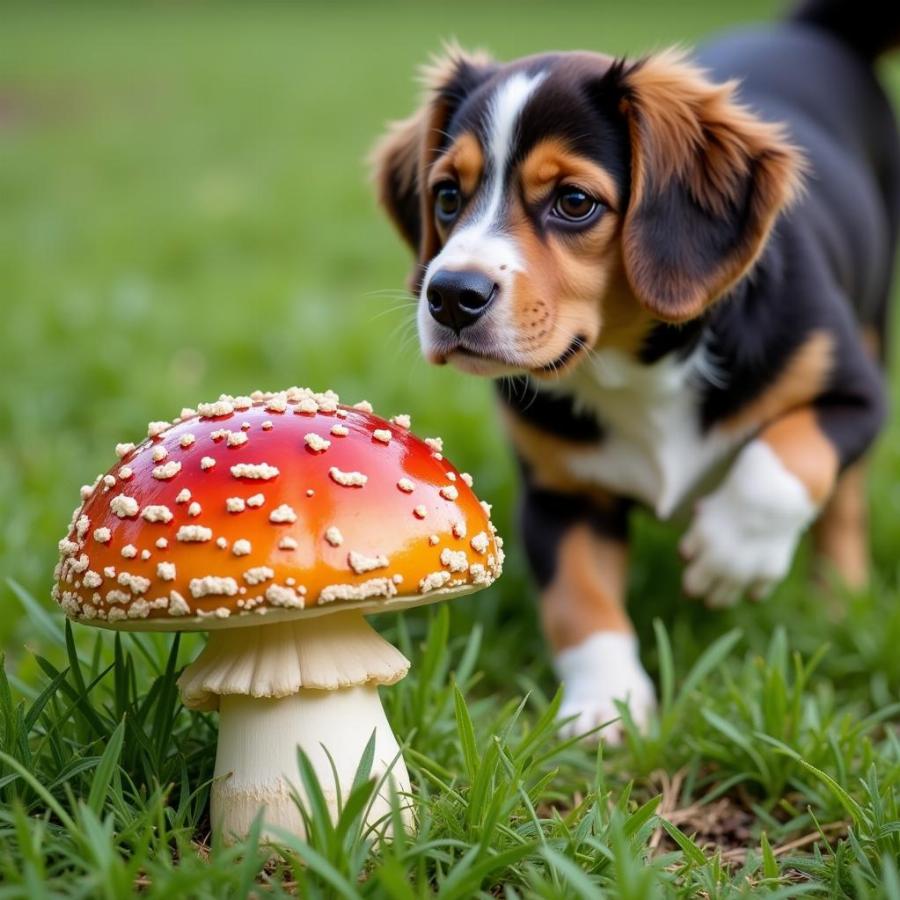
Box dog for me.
[372,0,900,741]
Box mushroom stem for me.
[177,611,413,842]
[213,685,411,842]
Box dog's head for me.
[372,46,805,378]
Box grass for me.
[1,1,899,896]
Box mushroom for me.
[53,388,503,842]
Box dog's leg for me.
[681,407,842,607]
[521,487,655,743]
[811,326,881,591]
[544,527,657,742]
[812,459,869,589]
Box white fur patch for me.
[680,439,818,607]
[554,631,657,744]
[544,347,741,518]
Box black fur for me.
[788,0,900,60]
[501,377,605,442]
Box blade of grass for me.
[87,718,125,814]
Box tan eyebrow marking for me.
[428,132,484,197]
[519,137,620,211]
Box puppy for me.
[372,0,900,740]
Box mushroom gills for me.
[178,611,410,707]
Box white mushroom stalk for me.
[179,611,411,840]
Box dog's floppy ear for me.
[371,44,495,289]
[608,49,806,323]
[370,105,429,253]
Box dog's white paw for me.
[680,440,817,607]
[554,632,657,744]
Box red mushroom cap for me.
[53,389,503,631]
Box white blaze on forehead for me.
[481,70,547,227]
[427,70,546,282]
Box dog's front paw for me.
[554,632,657,744]
[680,441,817,608]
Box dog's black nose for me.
[426,269,497,333]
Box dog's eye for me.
[552,187,599,222]
[434,183,461,223]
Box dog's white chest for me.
[547,349,738,518]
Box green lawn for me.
[2,2,899,896]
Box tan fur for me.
[722,330,834,433]
[428,132,484,199]
[519,138,621,210]
[860,325,881,360]
[811,327,876,586]
[507,202,611,371]
[369,110,425,249]
[623,49,806,214]
[620,48,807,322]
[541,525,632,652]
[759,408,839,505]
[813,460,870,588]
[418,40,493,94]
[594,255,658,353]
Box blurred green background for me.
[2,0,899,668]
